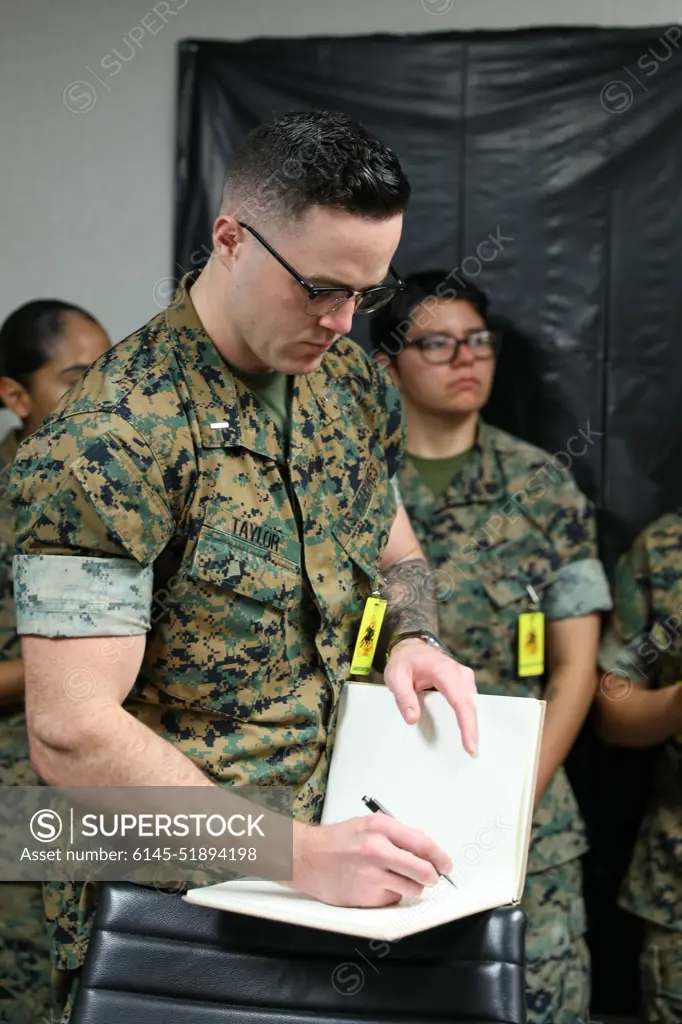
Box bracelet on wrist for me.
[386,629,452,661]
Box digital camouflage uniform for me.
[8,273,404,1021]
[0,431,53,1024]
[398,422,612,1024]
[598,512,682,1023]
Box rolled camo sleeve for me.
[9,417,173,638]
[542,557,613,620]
[597,537,655,685]
[597,621,653,685]
[14,554,154,637]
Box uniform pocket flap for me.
[477,535,556,609]
[189,524,298,612]
[479,574,535,608]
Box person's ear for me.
[369,349,402,391]
[385,358,402,391]
[211,215,244,270]
[0,377,31,420]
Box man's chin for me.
[282,348,328,375]
[265,339,335,375]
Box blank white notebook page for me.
[321,686,542,898]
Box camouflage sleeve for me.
[0,468,21,659]
[9,413,174,638]
[543,557,613,620]
[0,541,18,658]
[544,469,600,566]
[598,535,653,685]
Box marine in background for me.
[597,511,682,1024]
[370,270,613,1024]
[0,299,110,1024]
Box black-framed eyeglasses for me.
[404,330,501,364]
[238,222,405,316]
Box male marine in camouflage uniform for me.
[9,113,478,1021]
[597,512,682,1023]
[371,271,613,1024]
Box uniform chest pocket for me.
[167,520,302,721]
[477,533,558,610]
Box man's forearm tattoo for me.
[374,558,439,668]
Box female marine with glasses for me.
[370,271,612,1024]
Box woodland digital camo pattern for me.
[399,423,612,1024]
[9,272,403,990]
[0,882,53,1024]
[0,431,53,1024]
[522,859,590,1024]
[0,433,21,665]
[599,512,682,1017]
[640,921,682,1022]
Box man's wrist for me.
[386,629,452,662]
[285,820,314,890]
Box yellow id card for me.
[518,611,545,677]
[350,596,388,675]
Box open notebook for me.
[184,683,545,940]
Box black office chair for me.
[70,883,527,1023]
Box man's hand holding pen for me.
[284,811,456,908]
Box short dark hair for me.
[221,110,411,223]
[0,299,98,390]
[369,269,490,361]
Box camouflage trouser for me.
[0,883,53,1024]
[0,708,52,1023]
[53,972,79,1024]
[42,881,98,1024]
[522,859,591,1024]
[640,921,682,1023]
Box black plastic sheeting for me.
[173,28,682,1015]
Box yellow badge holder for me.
[350,579,388,676]
[517,584,545,678]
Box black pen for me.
[362,795,458,889]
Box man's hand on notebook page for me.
[375,523,478,757]
[284,814,453,907]
[384,638,478,757]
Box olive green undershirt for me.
[407,448,474,497]
[223,359,293,439]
